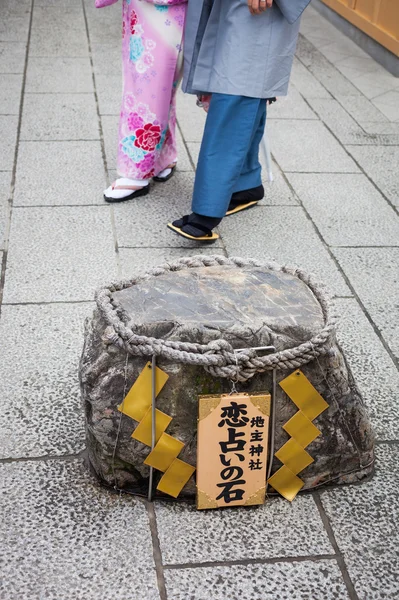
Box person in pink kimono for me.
[96,0,187,202]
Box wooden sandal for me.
[167,216,219,243]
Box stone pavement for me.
[0,1,398,598]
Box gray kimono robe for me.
[182,0,312,98]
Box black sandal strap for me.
[184,222,213,236]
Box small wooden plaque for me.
[197,393,270,510]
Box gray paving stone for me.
[306,98,399,146]
[0,303,90,458]
[0,170,11,249]
[219,206,350,296]
[0,115,18,170]
[29,26,89,58]
[1,0,31,16]
[164,560,349,600]
[372,90,399,123]
[290,57,332,99]
[320,444,399,600]
[32,5,86,32]
[176,128,193,172]
[95,72,121,115]
[268,86,318,120]
[346,145,399,206]
[333,248,399,361]
[335,298,399,441]
[101,114,118,170]
[351,70,399,101]
[0,15,29,43]
[0,460,159,600]
[26,57,93,93]
[267,120,359,173]
[91,43,121,79]
[259,158,299,206]
[3,206,117,302]
[14,141,106,206]
[0,74,22,114]
[114,172,223,249]
[335,95,388,124]
[156,496,332,565]
[20,94,99,141]
[177,90,206,143]
[286,173,399,246]
[0,42,26,74]
[119,247,226,277]
[296,36,363,97]
[359,121,399,135]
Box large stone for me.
[80,261,374,498]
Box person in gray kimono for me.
[168,0,311,242]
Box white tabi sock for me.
[103,177,150,200]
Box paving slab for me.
[31,5,86,32]
[119,247,226,277]
[0,74,22,114]
[335,95,388,124]
[296,36,363,97]
[268,120,359,173]
[286,173,399,246]
[350,70,399,101]
[91,43,121,79]
[164,560,349,600]
[333,247,399,361]
[25,57,93,94]
[176,128,194,172]
[220,206,350,296]
[0,170,11,249]
[0,303,90,458]
[3,206,117,303]
[0,460,159,600]
[267,86,318,120]
[114,172,223,249]
[95,72,122,115]
[177,90,206,143]
[1,0,31,16]
[101,114,119,170]
[29,26,89,58]
[0,115,18,170]
[0,15,30,43]
[14,141,106,206]
[290,57,332,99]
[345,145,399,207]
[359,121,399,135]
[0,42,26,74]
[320,444,399,600]
[307,97,399,146]
[155,496,332,565]
[371,91,399,123]
[20,94,99,141]
[335,298,399,441]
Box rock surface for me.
[80,265,374,498]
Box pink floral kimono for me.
[97,0,187,180]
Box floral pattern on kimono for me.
[117,0,187,179]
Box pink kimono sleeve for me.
[142,0,188,4]
[95,0,119,8]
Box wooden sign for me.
[197,393,270,510]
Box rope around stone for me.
[95,255,337,382]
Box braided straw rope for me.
[96,256,337,382]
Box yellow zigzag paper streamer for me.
[268,370,328,502]
[118,362,195,498]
